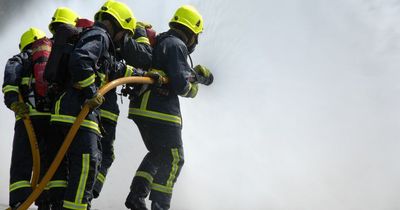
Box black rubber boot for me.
[92,189,100,199]
[151,201,170,210]
[125,192,148,210]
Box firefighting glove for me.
[136,21,152,29]
[194,65,214,86]
[182,83,199,98]
[10,101,29,118]
[133,22,151,46]
[125,64,146,77]
[86,93,105,109]
[145,69,167,87]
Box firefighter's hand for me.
[136,21,152,29]
[125,65,141,77]
[194,65,211,78]
[86,94,105,109]
[145,70,166,87]
[10,101,29,118]
[194,65,214,85]
[182,83,199,98]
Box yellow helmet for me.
[94,0,136,34]
[19,27,46,51]
[170,5,204,35]
[49,7,79,34]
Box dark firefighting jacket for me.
[120,26,152,70]
[50,23,115,134]
[99,26,152,125]
[128,30,195,127]
[2,50,50,120]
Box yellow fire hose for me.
[18,93,41,189]
[15,76,161,210]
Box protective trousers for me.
[93,120,116,198]
[9,117,50,208]
[47,124,101,210]
[125,120,184,210]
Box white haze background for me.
[1,0,400,209]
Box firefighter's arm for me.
[165,41,197,97]
[180,82,198,98]
[2,53,26,109]
[134,22,151,46]
[119,26,152,70]
[123,64,146,77]
[110,61,146,80]
[69,34,107,99]
[136,22,156,47]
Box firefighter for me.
[125,5,214,210]
[2,27,52,210]
[42,7,80,209]
[47,1,137,209]
[92,21,153,199]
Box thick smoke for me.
[1,0,400,209]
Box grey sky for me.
[1,0,400,209]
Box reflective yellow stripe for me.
[18,110,51,120]
[151,183,173,194]
[75,154,90,204]
[55,96,61,115]
[97,172,105,184]
[135,171,153,183]
[52,93,99,133]
[2,85,19,94]
[51,114,100,134]
[29,110,51,117]
[11,91,50,121]
[100,109,119,122]
[124,65,134,77]
[141,90,150,109]
[130,73,182,125]
[28,105,50,117]
[63,200,87,210]
[135,36,150,45]
[15,104,51,119]
[21,77,34,86]
[97,72,107,88]
[9,180,31,192]
[129,108,182,125]
[77,74,96,88]
[46,180,68,190]
[166,149,180,187]
[55,93,66,115]
[150,149,180,194]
